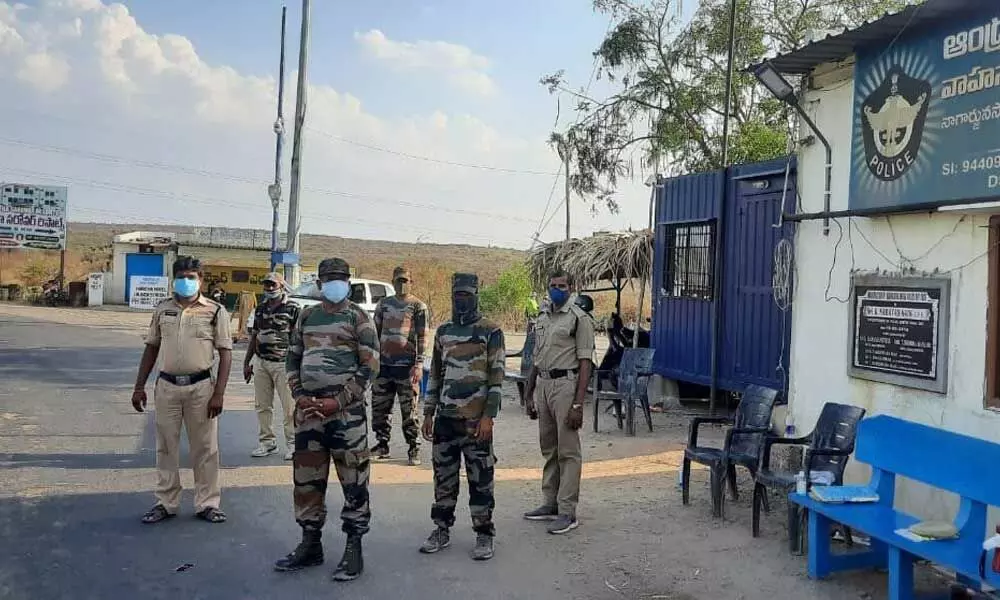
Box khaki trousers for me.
[254,357,295,447]
[535,375,582,517]
[153,377,221,513]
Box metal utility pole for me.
[563,152,571,241]
[719,0,738,167]
[710,0,739,416]
[284,0,310,286]
[268,5,288,272]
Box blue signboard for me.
[850,10,1000,211]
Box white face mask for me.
[263,290,282,300]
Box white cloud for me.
[17,51,70,92]
[0,1,646,248]
[354,29,498,97]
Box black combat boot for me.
[332,535,363,581]
[274,528,324,572]
[407,444,421,466]
[371,443,391,460]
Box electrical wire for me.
[3,167,519,246]
[304,126,557,176]
[0,137,539,224]
[532,22,609,243]
[823,218,855,304]
[772,238,793,311]
[0,104,557,178]
[819,214,991,312]
[886,214,966,266]
[850,219,906,268]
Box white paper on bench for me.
[798,470,835,485]
[894,528,932,543]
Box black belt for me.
[540,368,577,379]
[159,370,212,386]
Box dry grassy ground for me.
[0,222,650,330]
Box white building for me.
[763,0,997,521]
[108,231,176,306]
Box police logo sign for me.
[848,9,1000,212]
[860,67,931,182]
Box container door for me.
[719,162,796,392]
[124,253,164,303]
[651,170,724,386]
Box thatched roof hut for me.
[528,230,653,312]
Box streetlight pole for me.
[284,0,310,286]
[268,5,288,272]
[564,153,571,241]
[710,0,738,416]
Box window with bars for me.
[662,221,715,300]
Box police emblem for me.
[860,66,931,182]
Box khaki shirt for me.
[533,297,595,371]
[146,295,233,375]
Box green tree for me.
[479,264,534,328]
[542,0,912,211]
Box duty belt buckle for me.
[176,375,191,386]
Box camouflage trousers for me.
[430,416,496,536]
[293,401,371,536]
[371,365,421,448]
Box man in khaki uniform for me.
[523,269,595,535]
[131,256,233,525]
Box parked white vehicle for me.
[246,277,394,333]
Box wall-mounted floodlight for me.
[752,60,832,236]
[752,62,796,104]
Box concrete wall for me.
[790,62,1000,521]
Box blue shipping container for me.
[651,157,795,395]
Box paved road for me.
[0,315,603,600]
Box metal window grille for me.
[663,221,715,300]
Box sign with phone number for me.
[849,9,1000,211]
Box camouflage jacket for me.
[425,317,505,420]
[286,301,380,405]
[373,294,428,367]
[251,296,300,362]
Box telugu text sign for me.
[850,10,1000,211]
[129,276,170,310]
[0,183,68,250]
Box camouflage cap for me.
[262,271,286,286]
[452,272,479,293]
[318,257,351,277]
[392,266,411,280]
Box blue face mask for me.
[321,280,350,304]
[173,277,200,298]
[549,287,569,307]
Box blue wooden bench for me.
[790,415,1000,600]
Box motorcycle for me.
[42,284,69,307]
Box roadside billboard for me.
[0,183,68,251]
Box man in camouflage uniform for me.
[274,257,379,582]
[245,272,300,460]
[419,273,504,561]
[371,265,429,465]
